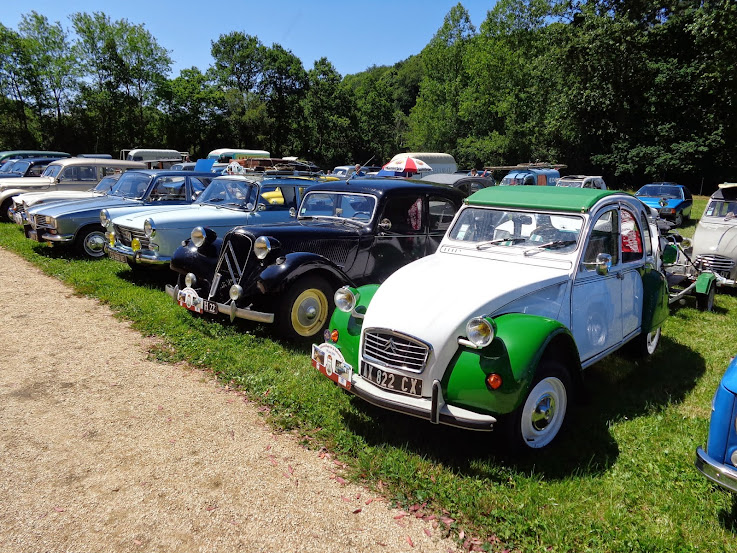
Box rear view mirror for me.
[596,253,612,275]
[662,244,678,265]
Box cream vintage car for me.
[313,187,669,450]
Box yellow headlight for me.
[131,238,141,252]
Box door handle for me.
[616,272,625,280]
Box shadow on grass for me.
[340,335,704,480]
[718,493,737,533]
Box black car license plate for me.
[360,362,422,397]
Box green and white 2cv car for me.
[312,187,669,450]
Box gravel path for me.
[0,247,458,553]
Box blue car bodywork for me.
[635,183,693,227]
[696,356,737,492]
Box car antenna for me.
[347,155,375,184]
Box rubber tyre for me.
[629,326,661,358]
[674,213,683,227]
[75,225,107,258]
[277,275,334,339]
[0,198,12,222]
[696,285,715,312]
[507,359,571,451]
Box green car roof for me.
[466,186,619,213]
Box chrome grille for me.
[114,224,150,249]
[209,233,253,299]
[33,214,50,229]
[696,254,736,278]
[362,329,430,373]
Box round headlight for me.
[466,317,495,348]
[229,284,243,301]
[334,286,358,313]
[184,273,197,288]
[191,226,206,248]
[100,209,111,227]
[47,217,57,229]
[144,218,156,238]
[254,236,272,260]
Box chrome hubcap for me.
[531,394,555,431]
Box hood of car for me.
[111,204,248,230]
[30,195,136,218]
[637,196,683,210]
[20,190,100,207]
[692,219,737,258]
[0,176,55,190]
[362,252,570,348]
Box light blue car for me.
[103,175,315,269]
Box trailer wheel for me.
[696,285,715,312]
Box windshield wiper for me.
[475,237,526,250]
[523,240,577,256]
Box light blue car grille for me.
[696,254,735,278]
[114,224,150,249]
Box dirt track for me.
[0,246,459,553]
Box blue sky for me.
[5,1,496,77]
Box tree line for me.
[1,1,735,191]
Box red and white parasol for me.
[382,155,433,174]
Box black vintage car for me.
[165,178,465,338]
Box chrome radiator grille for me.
[209,233,253,299]
[362,329,430,373]
[696,254,735,278]
[32,214,50,229]
[114,225,150,249]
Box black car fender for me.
[256,251,353,296]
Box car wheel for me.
[696,285,715,312]
[629,326,661,357]
[75,225,107,258]
[674,213,683,227]
[508,359,571,450]
[0,198,12,222]
[277,275,334,339]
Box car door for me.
[427,194,459,254]
[571,207,624,362]
[619,206,646,338]
[371,193,428,282]
[57,164,99,191]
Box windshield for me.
[42,164,62,178]
[448,207,583,253]
[0,161,20,173]
[110,172,152,199]
[195,177,258,209]
[636,185,682,198]
[704,199,737,220]
[299,191,376,222]
[93,175,119,193]
[557,179,583,188]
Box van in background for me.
[120,149,183,169]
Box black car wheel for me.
[278,275,334,339]
[0,198,12,222]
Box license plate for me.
[177,287,217,315]
[312,343,352,390]
[360,362,422,397]
[108,250,128,263]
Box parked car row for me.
[2,164,737,486]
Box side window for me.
[379,195,424,235]
[639,212,653,257]
[190,177,210,199]
[583,210,619,269]
[102,166,123,177]
[621,208,644,263]
[150,176,186,201]
[429,197,457,233]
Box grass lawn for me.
[2,195,736,552]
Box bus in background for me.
[206,148,270,163]
[120,149,183,169]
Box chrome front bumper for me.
[348,373,497,431]
[107,243,170,266]
[695,446,737,493]
[165,284,275,324]
[40,231,73,243]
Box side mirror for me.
[379,218,392,231]
[596,253,612,276]
[662,244,678,265]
